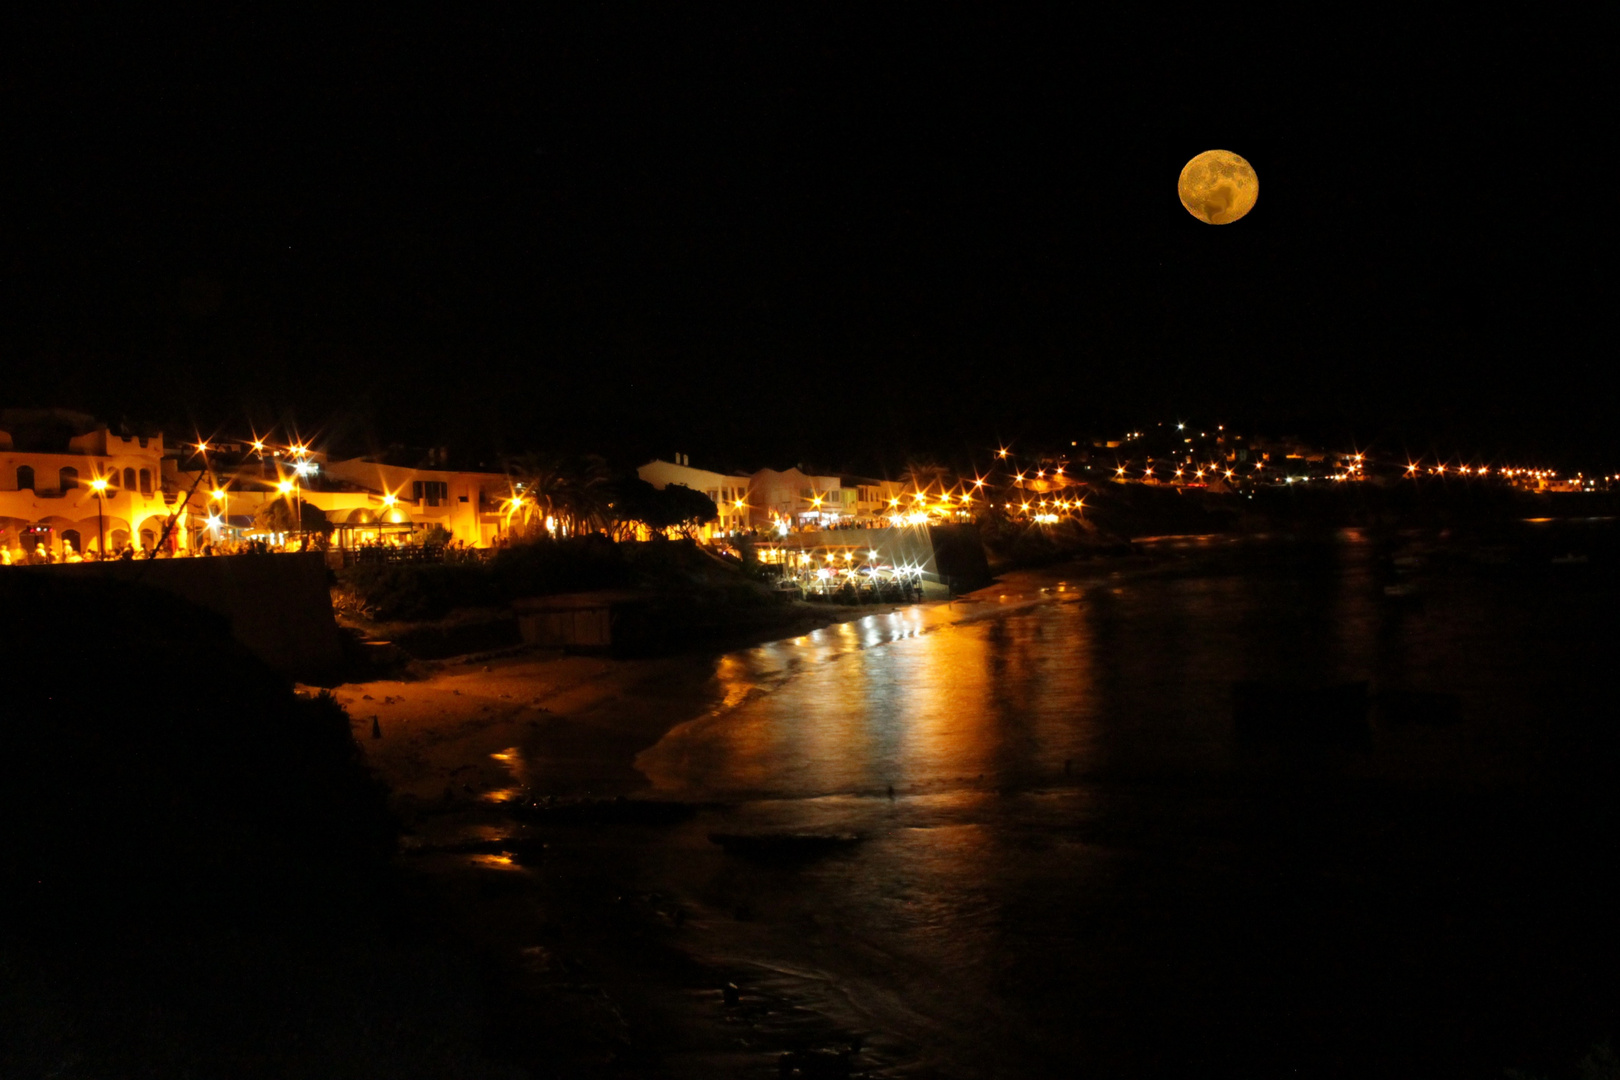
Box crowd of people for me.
[1,539,99,564]
[0,536,297,565]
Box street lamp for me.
[290,461,317,548]
[211,485,227,547]
[90,477,108,559]
[277,479,299,549]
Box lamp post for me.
[90,476,108,559]
[382,492,397,548]
[292,460,316,548]
[211,485,227,548]
[277,479,297,549]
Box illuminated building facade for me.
[1,410,185,558]
[636,457,750,539]
[302,458,510,547]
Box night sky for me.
[4,11,1611,471]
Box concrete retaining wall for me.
[20,553,344,682]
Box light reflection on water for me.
[625,531,1620,1076]
[481,744,529,802]
[643,576,1279,801]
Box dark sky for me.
[3,11,1612,471]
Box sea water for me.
[618,525,1619,1077]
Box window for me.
[124,468,137,490]
[60,467,79,490]
[62,529,82,554]
[16,465,34,491]
[412,480,448,507]
[138,469,153,495]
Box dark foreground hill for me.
[0,572,518,1079]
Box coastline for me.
[328,572,1096,1077]
[324,525,1617,1077]
[334,564,1134,815]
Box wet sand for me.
[331,583,1079,811]
[317,542,1620,1077]
[319,580,1081,1077]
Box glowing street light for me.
[277,478,302,548]
[90,476,109,558]
[209,484,229,545]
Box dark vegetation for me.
[337,534,634,622]
[0,573,513,1078]
[336,534,764,623]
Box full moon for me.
[1178,149,1258,224]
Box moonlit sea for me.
[555,524,1620,1077]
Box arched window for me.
[110,529,130,552]
[16,465,34,491]
[60,466,79,490]
[62,529,82,555]
[123,468,137,490]
[140,529,156,551]
[138,469,152,495]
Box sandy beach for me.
[311,577,1083,1076]
[330,578,1079,817]
[279,537,1620,1078]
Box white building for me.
[636,457,749,539]
[1,410,182,558]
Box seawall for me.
[12,552,344,682]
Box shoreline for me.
[326,529,1614,1076]
[327,570,1100,1076]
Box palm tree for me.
[504,452,615,538]
[503,452,566,540]
[903,455,952,498]
[558,454,613,536]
